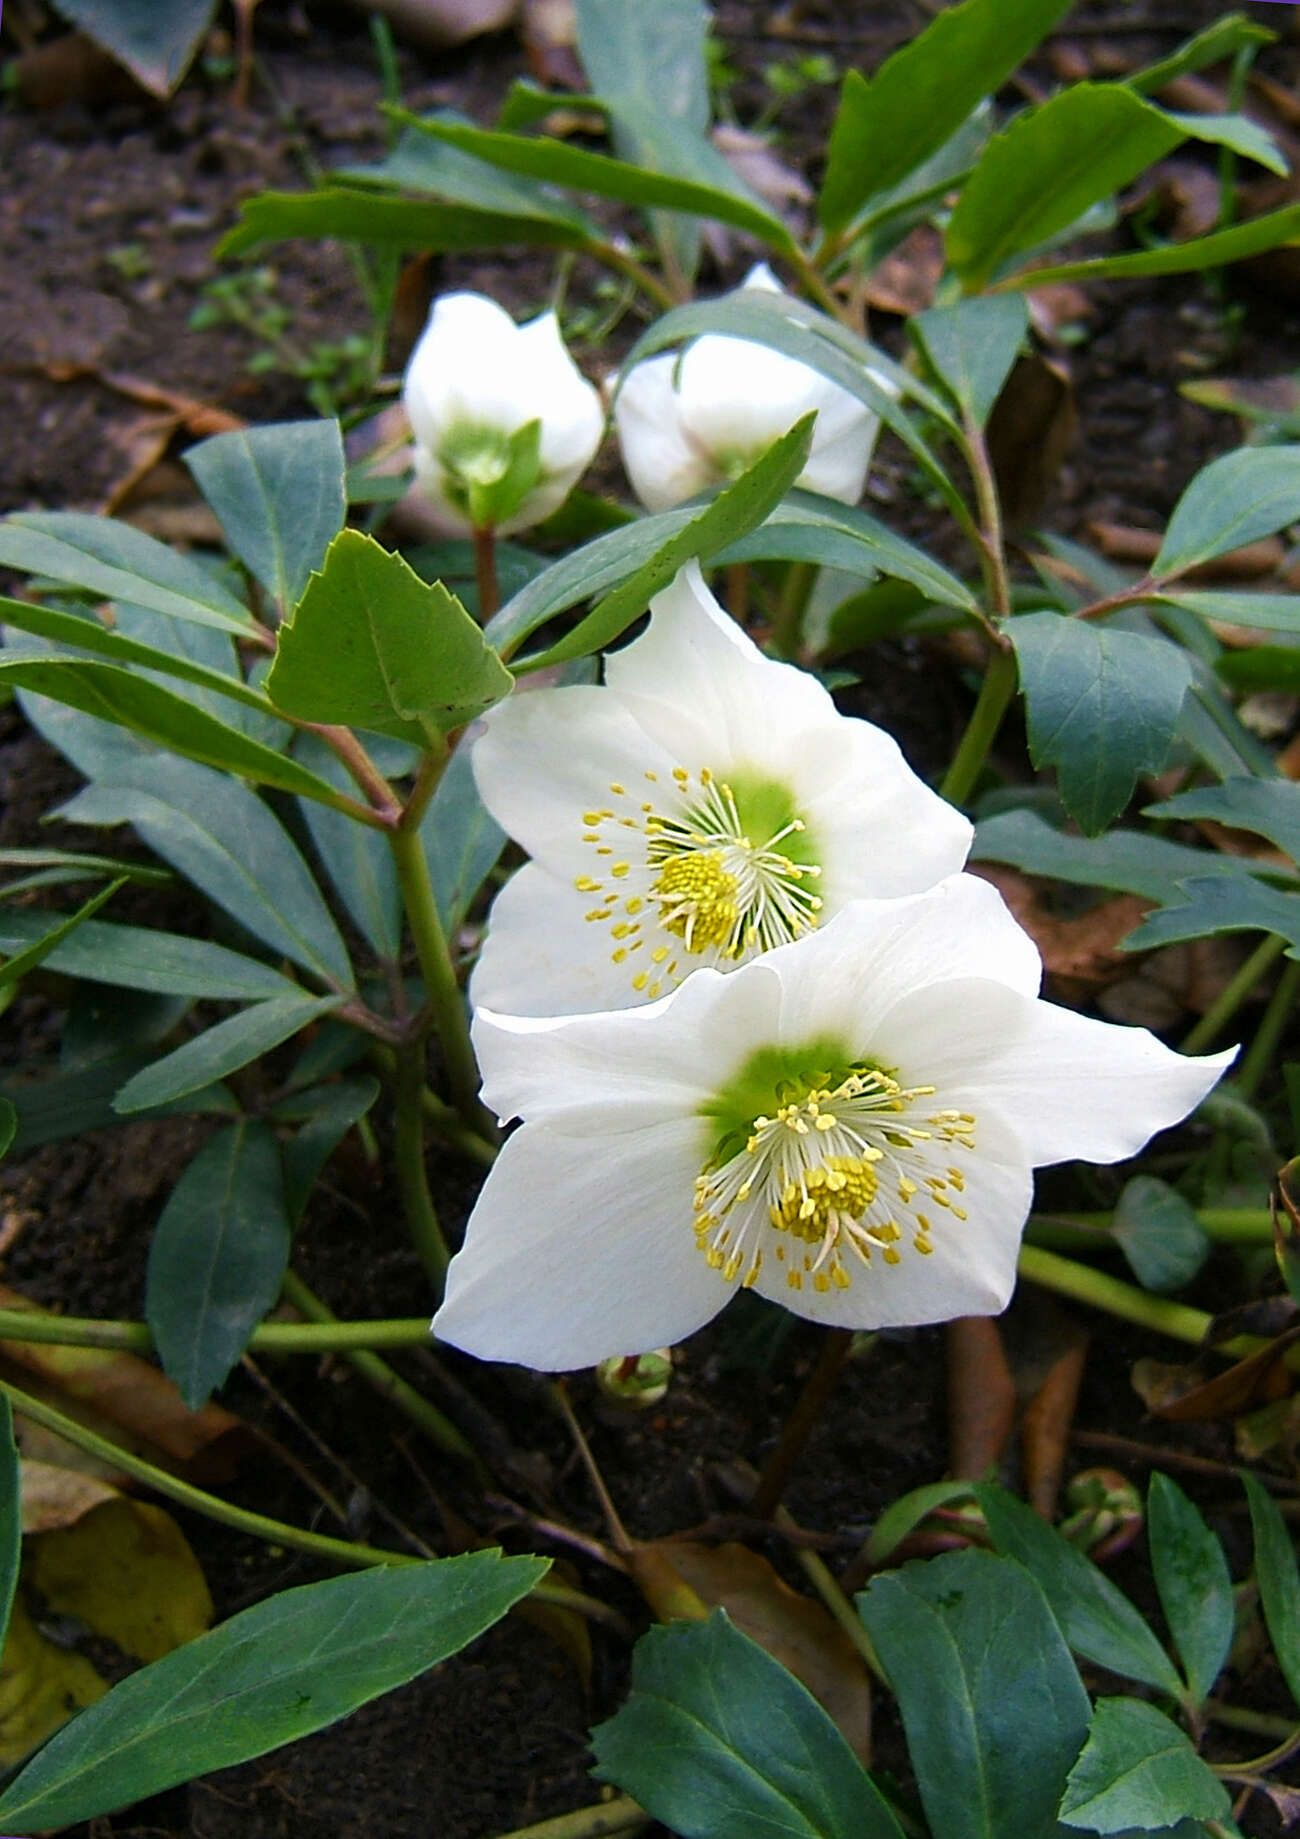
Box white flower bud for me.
[403,292,604,535]
[614,264,893,514]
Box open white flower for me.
[403,292,604,535]
[613,264,891,513]
[470,561,972,1017]
[435,877,1233,1370]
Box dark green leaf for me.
[1009,613,1193,835]
[295,735,403,962]
[0,597,274,720]
[48,0,215,95]
[111,603,288,750]
[47,755,353,989]
[390,110,796,257]
[818,0,1072,232]
[1002,199,1300,291]
[269,531,512,743]
[0,512,250,635]
[1059,1698,1231,1831]
[517,421,816,672]
[337,118,598,232]
[909,297,1029,429]
[1156,447,1300,577]
[947,84,1185,290]
[976,1483,1183,1695]
[591,1611,902,1839]
[0,911,299,1001]
[0,878,125,991]
[0,1550,547,1831]
[421,742,506,935]
[185,421,347,616]
[276,1077,380,1226]
[115,994,343,1116]
[971,808,1257,904]
[0,847,170,897]
[1162,589,1300,636]
[0,1100,15,1159]
[0,653,342,806]
[1147,1474,1234,1707]
[1145,778,1300,866]
[1111,1178,1211,1295]
[1243,1471,1300,1711]
[145,1122,291,1407]
[1122,875,1300,956]
[715,491,976,612]
[861,1480,976,1568]
[218,188,590,262]
[1217,644,1300,695]
[859,1548,1090,1839]
[0,1054,237,1151]
[0,1396,19,1659]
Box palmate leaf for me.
[1009,613,1193,835]
[268,531,513,744]
[1155,446,1300,576]
[970,807,1264,906]
[0,911,300,1001]
[909,297,1029,429]
[1122,875,1300,956]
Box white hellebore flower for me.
[434,877,1234,1370]
[470,561,972,1017]
[403,292,604,536]
[613,264,891,513]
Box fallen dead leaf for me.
[1020,1326,1089,1519]
[863,225,944,318]
[343,0,518,51]
[970,866,1151,998]
[0,1597,105,1767]
[987,351,1077,532]
[18,1458,118,1535]
[520,0,582,88]
[1089,521,1285,581]
[1132,1325,1300,1422]
[713,125,812,225]
[634,1539,872,1764]
[946,1316,1016,1479]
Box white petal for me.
[404,293,532,444]
[470,686,677,872]
[678,333,847,457]
[790,718,972,904]
[750,1106,1032,1329]
[473,955,785,1126]
[515,312,605,476]
[471,862,650,1018]
[797,414,880,504]
[741,262,782,294]
[408,445,474,537]
[433,1116,726,1369]
[763,879,1043,1051]
[972,1001,1236,1168]
[605,563,836,764]
[613,357,714,512]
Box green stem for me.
[393,1042,451,1289]
[486,1796,650,1839]
[1236,953,1300,1103]
[297,721,401,822]
[0,1305,438,1354]
[388,818,482,1130]
[585,236,675,313]
[774,1504,885,1684]
[964,419,1012,625]
[1018,1244,1297,1366]
[0,1376,624,1630]
[278,1271,475,1469]
[1026,1207,1272,1253]
[369,1045,496,1166]
[939,646,1019,808]
[769,559,816,661]
[784,246,849,324]
[1204,1701,1297,1741]
[1180,933,1288,1056]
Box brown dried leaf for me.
[1020,1328,1089,1519]
[344,0,518,51]
[27,1496,213,1663]
[947,1316,1016,1479]
[1089,520,1284,581]
[520,0,583,89]
[863,225,944,317]
[18,1458,118,1535]
[1133,1324,1300,1422]
[986,352,1077,532]
[713,125,812,225]
[12,31,145,108]
[0,1282,248,1479]
[970,866,1151,995]
[638,1539,872,1764]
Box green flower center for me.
[574,767,823,999]
[693,1043,977,1295]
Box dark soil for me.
[2,3,1300,1836]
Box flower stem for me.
[939,645,1019,808]
[769,559,816,661]
[0,1304,438,1354]
[0,1375,624,1629]
[585,236,675,313]
[387,816,483,1131]
[1236,952,1300,1102]
[1180,933,1288,1056]
[484,1796,651,1839]
[393,1042,451,1290]
[1027,1207,1273,1251]
[1018,1243,1299,1366]
[474,525,500,621]
[963,420,1012,624]
[751,1326,857,1518]
[297,721,401,823]
[774,1503,885,1684]
[278,1271,477,1470]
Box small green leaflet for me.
[1059,1698,1230,1831]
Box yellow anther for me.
[611,862,631,878]
[609,782,626,795]
[575,876,600,892]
